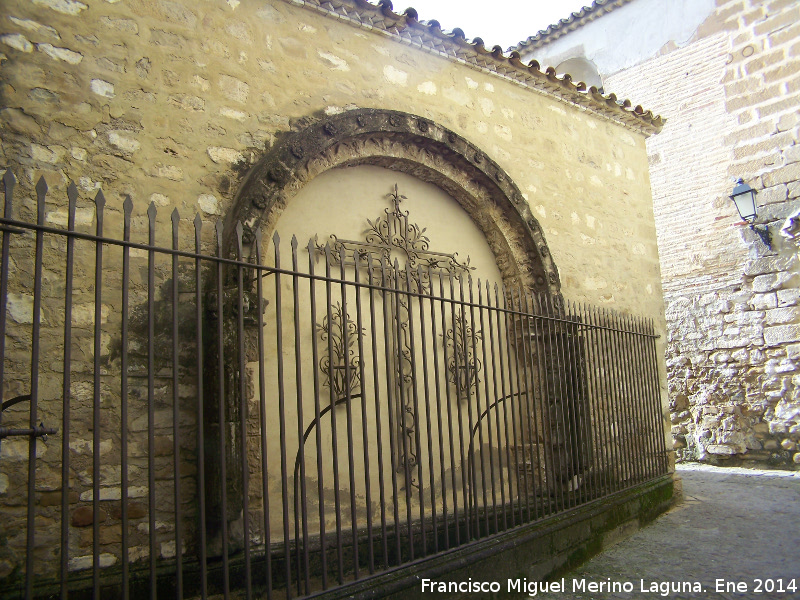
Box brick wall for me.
[604,0,800,466]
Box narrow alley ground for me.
[524,464,800,600]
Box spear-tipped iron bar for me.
[322,244,344,585]
[414,264,438,555]
[0,172,14,460]
[236,225,252,600]
[338,250,360,580]
[499,286,523,525]
[194,215,208,600]
[437,273,460,547]
[520,291,546,519]
[447,271,469,541]
[305,239,326,590]
[26,179,46,600]
[551,296,582,508]
[378,254,402,565]
[60,182,77,600]
[426,265,450,550]
[121,197,132,600]
[620,313,644,483]
[599,308,625,491]
[274,233,294,598]
[534,292,564,514]
[465,274,490,535]
[493,285,517,526]
[488,284,512,529]
[353,251,375,573]
[291,237,311,594]
[402,263,427,555]
[172,210,185,600]
[393,260,414,560]
[365,253,389,569]
[147,203,158,600]
[215,222,230,598]
[578,303,606,499]
[257,232,274,599]
[507,288,532,521]
[609,309,636,487]
[477,280,499,533]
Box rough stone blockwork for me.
[605,0,800,467]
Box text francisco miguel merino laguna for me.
[421,577,707,596]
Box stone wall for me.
[0,0,665,316]
[522,0,800,467]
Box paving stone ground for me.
[522,463,800,600]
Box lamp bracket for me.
[750,223,772,249]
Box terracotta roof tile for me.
[511,0,633,53]
[292,0,662,134]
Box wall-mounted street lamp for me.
[730,178,772,249]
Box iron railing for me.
[0,171,669,599]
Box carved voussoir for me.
[226,108,559,295]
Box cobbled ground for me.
[522,463,800,600]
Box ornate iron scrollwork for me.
[316,302,363,401]
[443,312,482,400]
[315,183,476,491]
[316,184,473,285]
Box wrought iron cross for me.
[316,184,473,287]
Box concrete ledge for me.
[309,474,676,599]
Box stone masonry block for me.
[758,184,788,205]
[752,272,797,292]
[764,324,800,346]
[778,288,800,307]
[758,97,800,118]
[785,145,800,164]
[218,74,249,103]
[754,7,800,36]
[0,107,42,136]
[100,16,139,34]
[734,132,792,160]
[31,0,88,15]
[749,293,778,310]
[745,50,786,76]
[744,254,796,276]
[760,201,800,221]
[724,121,772,147]
[768,21,800,47]
[787,73,800,94]
[777,112,799,132]
[37,43,82,64]
[765,306,800,325]
[730,310,765,325]
[1,33,33,53]
[763,60,800,84]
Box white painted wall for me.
[521,0,716,78]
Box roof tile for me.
[511,0,632,52]
[294,0,662,133]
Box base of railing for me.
[16,474,674,599]
[303,474,675,600]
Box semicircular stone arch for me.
[226,108,560,295]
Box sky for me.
[397,0,594,50]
